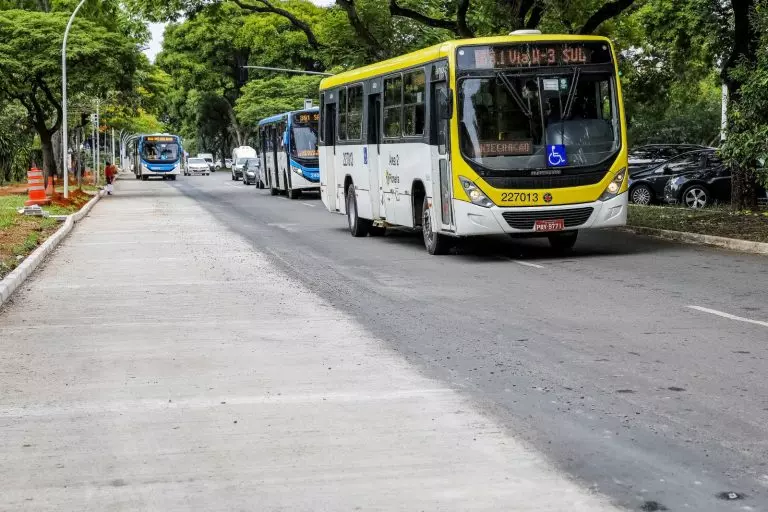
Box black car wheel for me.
[682,185,710,209]
[630,184,654,205]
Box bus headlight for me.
[599,168,627,201]
[459,176,494,208]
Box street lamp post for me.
[61,0,88,200]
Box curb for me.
[0,190,106,307]
[618,226,768,256]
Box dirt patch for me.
[49,189,92,211]
[0,184,27,196]
[0,216,59,279]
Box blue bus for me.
[132,134,183,181]
[257,107,319,198]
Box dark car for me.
[629,149,714,205]
[242,158,261,186]
[662,151,733,208]
[628,144,710,176]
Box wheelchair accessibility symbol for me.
[547,145,567,167]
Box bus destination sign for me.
[145,136,176,142]
[458,42,612,70]
[479,140,533,157]
[296,112,320,124]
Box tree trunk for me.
[39,129,57,186]
[731,165,759,210]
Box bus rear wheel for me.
[347,184,371,237]
[422,196,451,255]
[548,230,578,251]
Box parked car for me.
[242,158,262,186]
[225,159,233,169]
[629,149,714,205]
[197,153,215,172]
[629,144,710,176]
[662,151,732,208]
[185,157,210,176]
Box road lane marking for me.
[512,260,544,269]
[301,202,316,207]
[687,305,768,328]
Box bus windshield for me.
[291,119,319,159]
[457,43,619,171]
[142,140,180,163]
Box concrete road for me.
[0,175,621,511]
[167,172,768,511]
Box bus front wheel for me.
[347,184,371,237]
[548,230,578,251]
[422,196,451,255]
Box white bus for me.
[318,33,628,254]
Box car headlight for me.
[599,168,627,201]
[459,176,494,208]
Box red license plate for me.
[533,219,565,232]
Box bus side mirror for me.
[438,89,453,120]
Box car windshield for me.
[236,158,249,166]
[244,159,259,168]
[291,116,319,159]
[142,141,180,163]
[189,158,206,164]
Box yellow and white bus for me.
[318,31,628,254]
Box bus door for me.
[366,92,382,219]
[323,100,338,211]
[431,81,455,231]
[270,126,279,190]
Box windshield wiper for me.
[562,67,581,119]
[496,72,533,119]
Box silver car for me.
[185,157,210,176]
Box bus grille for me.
[484,171,606,189]
[502,207,594,230]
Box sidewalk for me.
[0,177,617,511]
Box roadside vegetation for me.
[628,204,768,243]
[0,195,58,279]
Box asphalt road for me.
[172,171,768,511]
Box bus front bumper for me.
[451,193,627,236]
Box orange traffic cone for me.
[24,168,51,206]
[45,176,55,196]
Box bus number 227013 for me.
[501,192,539,202]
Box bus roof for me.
[319,34,612,90]
[257,107,319,127]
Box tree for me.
[0,10,137,181]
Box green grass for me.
[627,204,768,243]
[0,195,26,229]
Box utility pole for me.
[61,0,88,199]
[91,114,96,178]
[111,127,115,167]
[95,98,100,186]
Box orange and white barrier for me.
[24,167,51,206]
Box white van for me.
[231,146,257,181]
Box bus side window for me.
[384,75,403,138]
[403,70,425,137]
[338,87,347,141]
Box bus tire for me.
[422,195,451,255]
[170,175,177,181]
[141,175,148,181]
[347,184,371,237]
[135,174,140,180]
[369,226,386,237]
[270,187,279,196]
[548,230,578,251]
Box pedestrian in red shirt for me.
[105,161,116,195]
